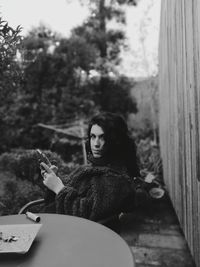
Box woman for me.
[41,112,139,224]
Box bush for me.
[136,137,163,185]
[0,149,80,215]
[0,177,43,215]
[0,141,164,215]
[0,149,78,186]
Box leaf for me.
[144,172,156,183]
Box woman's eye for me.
[99,136,105,142]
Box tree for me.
[8,26,99,149]
[71,0,133,69]
[0,0,139,150]
[93,75,137,115]
[0,17,23,152]
[70,0,139,116]
[21,26,98,121]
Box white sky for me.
[0,0,89,36]
[0,0,161,77]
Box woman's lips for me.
[92,150,101,154]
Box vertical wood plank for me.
[159,0,200,266]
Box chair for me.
[18,199,121,234]
[18,199,45,214]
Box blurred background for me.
[0,0,162,215]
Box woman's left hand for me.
[40,162,64,195]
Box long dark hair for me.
[86,112,140,178]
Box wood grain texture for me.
[159,1,200,266]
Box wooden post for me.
[80,120,87,165]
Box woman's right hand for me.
[40,162,64,195]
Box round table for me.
[0,214,135,267]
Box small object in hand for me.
[26,212,41,223]
[36,149,51,168]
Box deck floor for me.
[120,196,196,267]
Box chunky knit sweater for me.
[43,160,135,222]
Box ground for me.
[120,195,196,267]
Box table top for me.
[0,214,135,267]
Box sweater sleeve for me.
[54,168,134,221]
[55,186,94,219]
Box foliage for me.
[51,137,84,164]
[0,17,23,152]
[0,177,43,215]
[75,0,138,6]
[0,149,78,187]
[0,149,80,215]
[92,75,137,115]
[71,0,138,68]
[0,1,139,152]
[6,24,137,149]
[136,137,163,185]
[132,137,165,206]
[0,137,164,215]
[0,18,22,80]
[129,76,159,141]
[11,30,98,148]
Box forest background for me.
[0,0,161,215]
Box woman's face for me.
[90,124,105,158]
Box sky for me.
[0,0,161,78]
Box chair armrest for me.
[18,199,45,214]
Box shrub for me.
[0,149,78,187]
[136,137,163,185]
[0,178,43,215]
[0,149,80,215]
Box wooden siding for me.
[159,1,200,266]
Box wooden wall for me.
[159,1,200,266]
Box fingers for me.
[43,176,47,186]
[41,169,47,180]
[50,165,58,174]
[41,169,46,177]
[41,163,58,183]
[40,162,52,173]
[43,173,48,185]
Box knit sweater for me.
[43,160,135,222]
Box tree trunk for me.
[99,0,107,58]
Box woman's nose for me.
[94,138,100,147]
